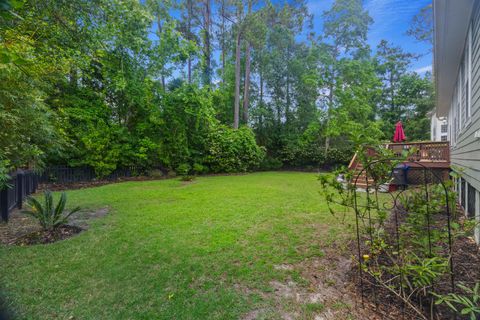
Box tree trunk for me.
[242,0,252,124]
[259,68,264,130]
[187,0,192,84]
[234,28,241,129]
[325,81,333,153]
[203,0,211,86]
[325,49,338,154]
[157,17,166,91]
[221,0,226,84]
[242,44,251,124]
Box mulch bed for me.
[14,225,82,245]
[350,204,480,320]
[39,176,163,191]
[0,207,109,246]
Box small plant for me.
[22,191,80,231]
[192,163,207,174]
[176,163,191,176]
[179,175,195,182]
[434,282,480,320]
[147,169,164,179]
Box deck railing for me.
[386,141,450,163]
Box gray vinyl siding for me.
[451,2,480,191]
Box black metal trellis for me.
[352,159,455,319]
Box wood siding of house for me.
[450,2,480,192]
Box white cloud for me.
[365,0,420,44]
[414,65,432,74]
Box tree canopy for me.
[0,0,434,176]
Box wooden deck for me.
[348,141,451,188]
[385,141,450,168]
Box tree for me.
[407,4,433,49]
[375,40,416,136]
[321,0,373,151]
[242,0,253,124]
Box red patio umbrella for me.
[393,121,406,142]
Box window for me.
[441,135,448,141]
[441,124,448,133]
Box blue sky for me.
[306,0,432,73]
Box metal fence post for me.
[0,187,8,222]
[16,171,24,209]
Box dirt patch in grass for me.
[241,245,399,320]
[0,207,109,245]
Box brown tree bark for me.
[234,27,241,129]
[242,0,252,124]
[187,0,193,84]
[157,17,166,91]
[221,0,226,84]
[203,0,211,86]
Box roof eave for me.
[434,0,475,117]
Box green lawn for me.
[0,172,357,319]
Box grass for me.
[0,172,358,319]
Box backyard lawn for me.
[0,172,361,319]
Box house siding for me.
[450,2,480,192]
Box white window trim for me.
[467,21,472,125]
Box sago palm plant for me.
[22,190,80,231]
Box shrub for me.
[176,163,191,176]
[147,169,164,179]
[206,125,265,173]
[192,163,208,174]
[22,191,80,231]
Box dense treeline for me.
[0,0,433,177]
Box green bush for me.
[206,125,265,173]
[176,163,191,176]
[147,169,164,179]
[192,163,208,174]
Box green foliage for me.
[206,126,265,173]
[22,191,80,231]
[320,147,471,319]
[192,163,208,175]
[0,0,433,176]
[0,159,11,189]
[176,163,191,176]
[259,156,283,171]
[434,283,480,320]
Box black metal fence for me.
[0,170,38,222]
[1,165,164,222]
[37,166,154,184]
[353,160,455,319]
